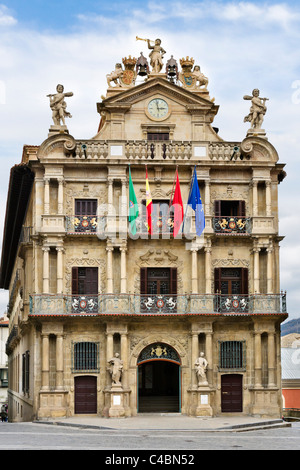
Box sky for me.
[0,0,299,322]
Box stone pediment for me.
[97,77,219,116]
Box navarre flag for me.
[171,169,184,237]
[186,166,205,237]
[145,166,153,234]
[128,165,139,235]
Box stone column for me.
[41,334,50,390]
[106,333,114,386]
[267,243,273,294]
[206,332,213,385]
[191,333,199,388]
[254,332,262,388]
[57,178,64,215]
[204,180,211,216]
[253,246,260,293]
[191,249,198,294]
[204,245,212,294]
[120,333,128,388]
[268,332,276,387]
[120,246,127,294]
[106,244,114,293]
[56,246,64,294]
[42,246,50,293]
[266,179,272,216]
[119,179,127,236]
[56,334,64,390]
[252,180,258,216]
[44,177,50,215]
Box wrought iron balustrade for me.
[214,294,249,313]
[136,214,175,235]
[66,215,107,234]
[213,216,251,235]
[29,292,287,316]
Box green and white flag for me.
[128,165,139,235]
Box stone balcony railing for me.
[29,293,287,316]
[69,140,242,162]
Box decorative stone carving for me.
[195,352,208,386]
[243,89,268,130]
[47,84,73,127]
[178,57,208,90]
[147,38,166,73]
[106,57,137,88]
[108,353,123,386]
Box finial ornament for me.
[243,89,269,130]
[47,84,73,127]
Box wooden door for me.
[74,376,97,414]
[221,374,243,412]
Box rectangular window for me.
[22,350,30,394]
[214,200,246,217]
[75,199,97,216]
[72,341,100,372]
[219,341,245,370]
[147,133,169,141]
[140,267,177,313]
[71,267,98,314]
[72,267,98,295]
[141,199,174,235]
[73,199,98,233]
[213,200,249,234]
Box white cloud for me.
[0,4,17,26]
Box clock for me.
[147,98,169,120]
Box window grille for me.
[22,350,30,394]
[219,341,245,370]
[72,341,100,372]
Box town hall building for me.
[0,38,288,421]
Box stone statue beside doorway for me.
[108,352,123,386]
[195,352,208,387]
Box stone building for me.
[0,41,288,421]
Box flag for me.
[171,169,184,237]
[145,166,153,234]
[128,165,139,235]
[187,166,205,237]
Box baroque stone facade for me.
[0,42,287,421]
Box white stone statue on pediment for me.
[47,84,73,127]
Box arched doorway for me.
[137,343,181,413]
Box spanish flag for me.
[145,166,152,234]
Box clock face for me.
[148,98,169,119]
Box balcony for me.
[213,216,251,235]
[29,293,287,316]
[65,215,104,235]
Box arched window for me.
[72,341,99,372]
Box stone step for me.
[139,396,179,412]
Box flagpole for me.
[182,165,196,233]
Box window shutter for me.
[214,200,221,217]
[238,201,246,217]
[241,268,248,295]
[140,267,147,294]
[170,267,177,295]
[72,267,79,295]
[86,267,98,295]
[214,267,222,293]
